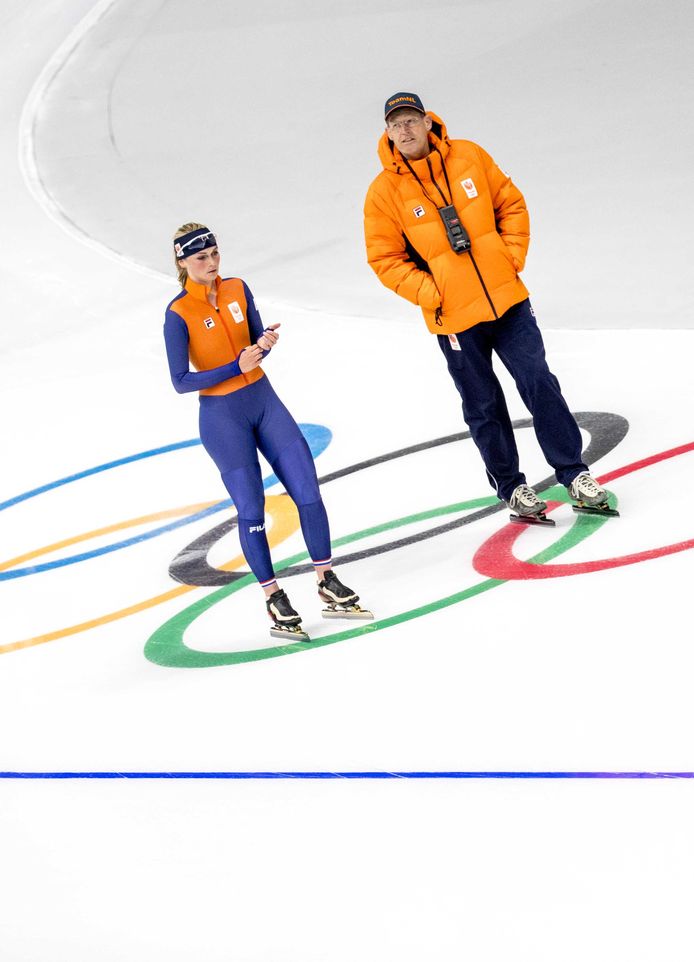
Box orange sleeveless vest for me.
[168,276,264,396]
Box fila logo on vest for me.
[203,317,215,330]
[413,205,425,218]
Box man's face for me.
[385,108,432,160]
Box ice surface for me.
[1,2,694,960]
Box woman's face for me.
[180,246,220,285]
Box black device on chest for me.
[438,205,471,253]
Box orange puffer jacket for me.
[364,113,530,335]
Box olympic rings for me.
[3,414,692,666]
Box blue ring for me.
[0,425,331,580]
[0,439,200,513]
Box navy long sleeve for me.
[243,281,271,358]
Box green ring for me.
[144,487,611,668]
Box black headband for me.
[174,228,217,258]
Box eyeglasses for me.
[174,231,217,256]
[387,116,424,132]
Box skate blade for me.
[572,503,620,518]
[270,626,311,642]
[509,512,555,527]
[322,605,374,621]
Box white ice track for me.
[2,2,694,960]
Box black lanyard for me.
[402,147,454,210]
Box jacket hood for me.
[376,111,451,174]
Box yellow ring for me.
[0,501,219,572]
[0,495,300,655]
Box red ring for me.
[473,442,694,580]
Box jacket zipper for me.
[468,252,499,320]
[215,301,250,385]
[407,152,501,323]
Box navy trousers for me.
[437,299,587,502]
[199,377,331,585]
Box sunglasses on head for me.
[174,231,217,257]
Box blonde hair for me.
[173,222,210,287]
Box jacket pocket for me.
[495,233,518,272]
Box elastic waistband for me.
[199,373,272,403]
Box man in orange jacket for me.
[364,91,614,522]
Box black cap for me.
[384,91,425,120]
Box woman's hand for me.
[239,345,264,372]
[257,323,281,351]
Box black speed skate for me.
[318,570,373,621]
[266,588,310,642]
